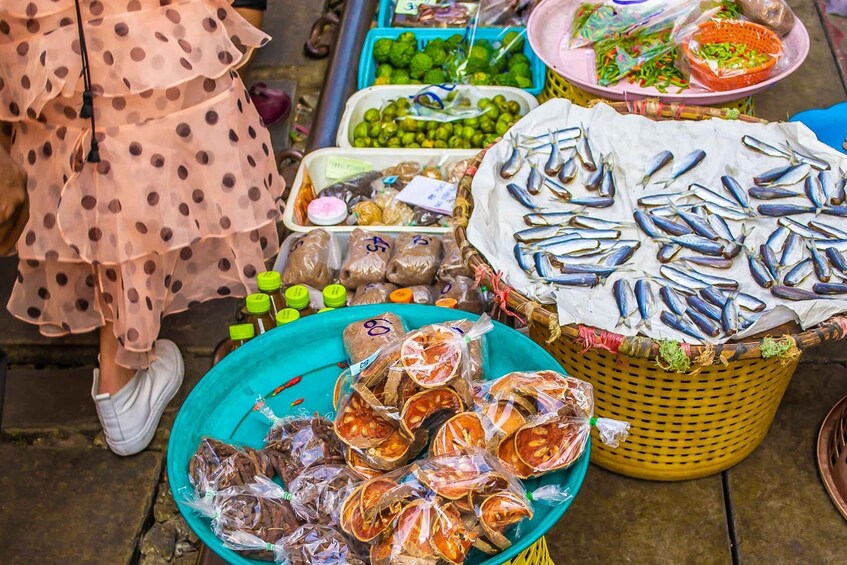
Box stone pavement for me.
[1,1,847,565]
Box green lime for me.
[471,132,485,147]
[402,132,416,145]
[353,122,369,139]
[435,126,450,141]
[461,125,475,140]
[495,121,510,136]
[364,108,380,123]
[433,140,447,148]
[508,101,521,115]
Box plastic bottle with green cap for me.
[256,271,286,317]
[276,308,300,326]
[229,323,255,349]
[245,293,276,335]
[284,284,315,317]
[322,284,348,309]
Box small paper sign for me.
[324,156,373,180]
[395,175,457,215]
[394,0,439,15]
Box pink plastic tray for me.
[527,0,810,104]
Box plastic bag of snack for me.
[386,233,443,286]
[373,187,415,226]
[413,207,449,227]
[477,371,629,478]
[438,229,472,279]
[438,275,485,313]
[408,285,436,304]
[381,161,423,184]
[738,0,795,36]
[339,230,394,289]
[188,438,275,495]
[282,524,368,565]
[441,317,489,382]
[282,229,342,290]
[257,407,345,485]
[342,311,409,365]
[319,170,382,206]
[351,282,399,306]
[350,200,383,226]
[287,464,362,527]
[445,158,472,184]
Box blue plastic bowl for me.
[358,27,546,96]
[169,304,588,564]
[789,101,847,154]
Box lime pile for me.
[351,94,525,149]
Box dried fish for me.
[640,150,674,187]
[499,134,523,179]
[507,182,538,209]
[658,149,706,188]
[558,157,578,184]
[635,280,657,330]
[613,279,637,328]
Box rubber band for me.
[575,325,623,354]
[833,316,847,336]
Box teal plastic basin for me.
[168,304,589,564]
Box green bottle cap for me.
[229,323,255,341]
[276,308,301,325]
[285,285,311,310]
[322,284,348,308]
[245,293,271,315]
[318,307,336,313]
[256,271,282,292]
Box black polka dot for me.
[24,231,35,245]
[150,154,165,168]
[177,165,189,180]
[27,307,40,318]
[75,299,89,311]
[105,268,117,282]
[195,151,210,165]
[219,216,231,229]
[108,199,122,213]
[171,280,183,293]
[88,227,102,241]
[248,186,261,201]
[243,265,257,278]
[192,189,204,203]
[114,23,129,36]
[160,228,173,242]
[178,203,190,216]
[147,192,159,206]
[176,123,191,138]
[179,248,192,260]
[56,273,68,286]
[143,260,156,274]
[37,288,49,299]
[129,142,142,156]
[218,258,231,271]
[205,110,219,125]
[228,129,239,142]
[217,286,231,296]
[127,288,139,303]
[135,222,148,234]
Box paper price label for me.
[325,156,374,180]
[395,0,439,16]
[395,175,457,215]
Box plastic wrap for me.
[318,171,381,208]
[339,230,395,290]
[569,0,702,49]
[258,411,346,486]
[351,282,400,306]
[339,451,569,562]
[342,312,409,365]
[282,524,369,565]
[287,464,362,528]
[438,276,486,314]
[386,233,443,286]
[188,438,275,494]
[373,187,416,226]
[474,371,630,478]
[738,0,796,36]
[282,229,342,290]
[391,1,477,27]
[408,285,437,304]
[350,200,384,225]
[438,229,473,279]
[382,161,424,184]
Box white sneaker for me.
[92,340,184,456]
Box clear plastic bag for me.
[392,1,477,27]
[438,229,473,279]
[569,0,701,49]
[408,285,437,304]
[257,409,346,486]
[188,438,275,495]
[476,371,630,478]
[339,229,395,290]
[373,187,416,226]
[281,524,368,565]
[738,0,796,36]
[342,312,409,365]
[286,464,362,528]
[351,282,400,306]
[350,200,384,225]
[281,229,342,290]
[339,450,570,562]
[438,275,485,313]
[318,170,381,206]
[382,161,424,184]
[386,233,443,286]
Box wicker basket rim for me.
[452,99,847,361]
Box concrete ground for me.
[1,1,846,564]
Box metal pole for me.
[306,0,379,151]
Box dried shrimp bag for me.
[281,229,342,290]
[477,371,629,479]
[342,312,409,366]
[339,229,394,289]
[350,282,399,306]
[256,404,345,486]
[438,276,485,314]
[386,233,443,286]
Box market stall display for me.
[358,28,545,95]
[378,0,541,28]
[454,99,847,480]
[170,305,599,564]
[526,0,809,104]
[338,85,538,148]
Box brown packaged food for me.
[408,285,436,304]
[264,417,345,485]
[216,491,300,556]
[189,438,274,492]
[283,524,368,565]
[738,0,795,36]
[351,282,399,306]
[438,276,485,314]
[339,229,394,289]
[343,312,409,364]
[438,229,473,279]
[282,229,340,289]
[287,464,362,527]
[386,233,443,286]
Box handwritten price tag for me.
[395,0,439,16]
[395,175,457,215]
[325,156,374,180]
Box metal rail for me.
[306,0,379,151]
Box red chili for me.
[270,375,303,397]
[290,398,304,408]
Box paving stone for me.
[0,444,162,565]
[1,366,98,430]
[727,362,847,563]
[141,522,176,561]
[754,0,847,121]
[545,464,731,564]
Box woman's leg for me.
[98,323,137,394]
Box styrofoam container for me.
[283,147,477,235]
[336,85,539,148]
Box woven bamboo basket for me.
[453,99,847,481]
[817,395,847,521]
[506,537,554,565]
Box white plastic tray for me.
[336,85,540,148]
[283,147,477,234]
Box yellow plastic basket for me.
[504,536,554,565]
[530,323,798,481]
[539,68,756,116]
